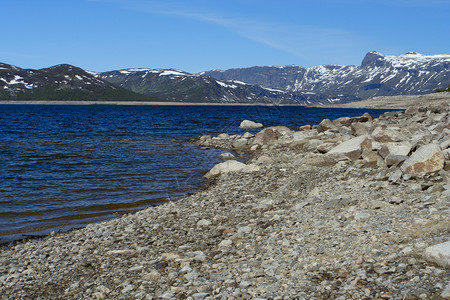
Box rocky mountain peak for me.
[361,51,387,67]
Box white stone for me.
[204,160,247,178]
[196,219,211,227]
[423,241,450,267]
[218,239,232,247]
[327,135,369,161]
[239,120,263,129]
[216,133,230,140]
[243,132,254,139]
[237,226,252,234]
[204,160,260,179]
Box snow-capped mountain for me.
[0,63,158,101]
[98,68,315,104]
[1,51,449,104]
[203,51,450,104]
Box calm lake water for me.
[0,104,395,243]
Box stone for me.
[333,116,351,126]
[218,239,232,248]
[252,126,291,146]
[333,114,373,127]
[385,155,408,167]
[361,151,379,164]
[184,270,199,281]
[379,142,412,159]
[204,160,260,178]
[423,241,450,267]
[255,155,271,164]
[197,219,212,227]
[327,135,369,161]
[219,152,236,160]
[232,138,248,150]
[239,120,263,129]
[317,119,338,133]
[299,125,311,131]
[401,144,445,175]
[237,226,252,235]
[199,134,212,142]
[405,106,419,115]
[372,128,407,142]
[217,133,230,140]
[351,122,369,136]
[243,132,254,139]
[388,168,403,183]
[204,160,247,178]
[441,283,450,299]
[316,142,335,154]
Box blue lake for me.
[0,104,395,243]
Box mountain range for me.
[1,51,449,105]
[0,63,158,101]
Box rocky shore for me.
[1,103,449,299]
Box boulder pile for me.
[200,103,450,193]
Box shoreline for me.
[0,100,306,106]
[1,92,449,108]
[1,105,449,298]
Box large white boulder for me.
[204,160,260,179]
[239,120,263,129]
[423,241,450,267]
[326,135,370,161]
[379,142,412,158]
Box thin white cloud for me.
[91,0,377,66]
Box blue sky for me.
[2,0,449,73]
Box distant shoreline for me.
[0,100,306,106]
[2,92,449,108]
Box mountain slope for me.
[0,63,160,101]
[99,68,316,104]
[202,51,450,103]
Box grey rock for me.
[385,155,408,167]
[441,283,450,299]
[423,241,450,267]
[388,168,403,183]
[232,138,249,150]
[219,152,236,160]
[317,119,338,133]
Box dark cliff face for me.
[360,51,387,68]
[202,65,307,90]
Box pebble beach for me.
[1,102,449,299]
